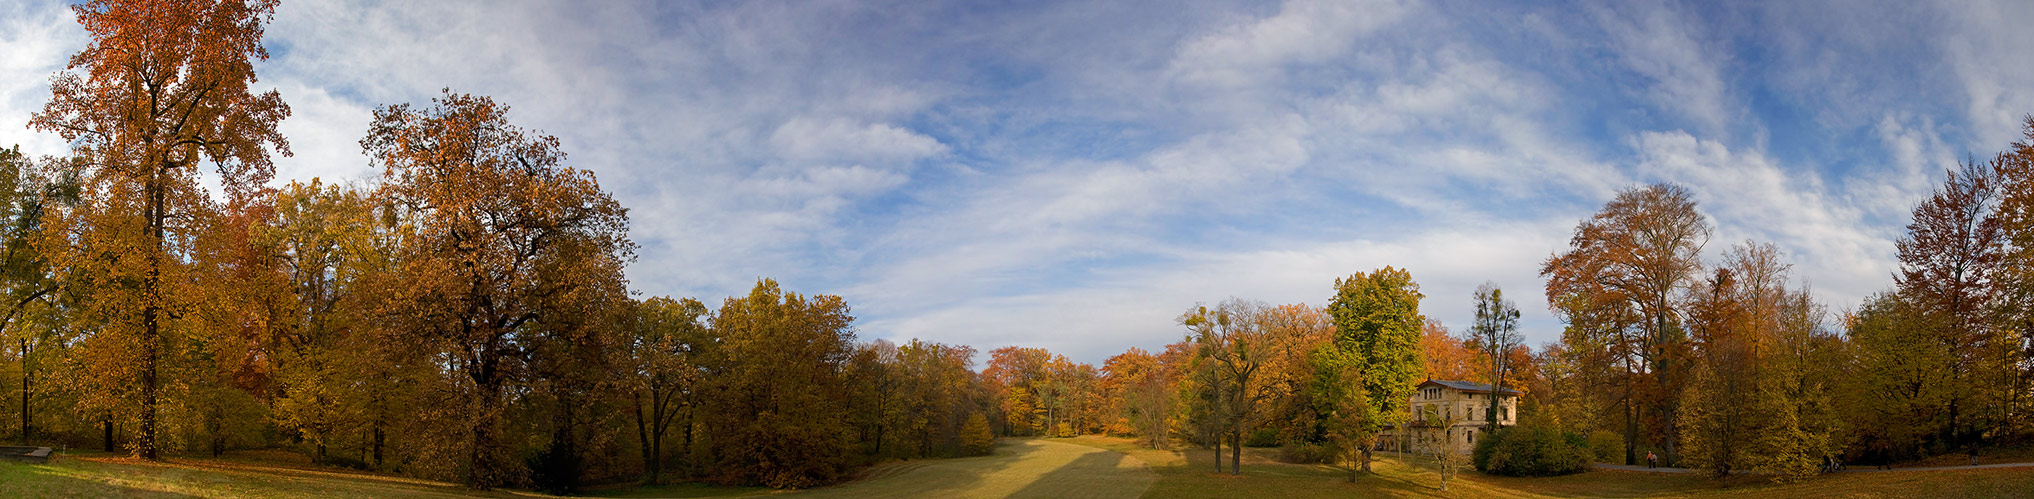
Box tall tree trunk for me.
[1624,373,1638,466]
[371,390,386,468]
[634,392,653,483]
[102,418,113,452]
[468,364,505,489]
[140,304,159,460]
[1230,429,1243,475]
[137,167,165,461]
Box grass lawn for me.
[4,440,2029,498]
[0,449,544,498]
[1058,436,2034,498]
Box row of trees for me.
[1535,121,2034,479]
[2,1,1010,492]
[1014,123,2034,483]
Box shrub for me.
[1246,427,1281,448]
[1588,430,1622,463]
[1472,425,1593,477]
[961,413,995,456]
[1280,441,1336,464]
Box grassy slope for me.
[1061,436,2034,499]
[0,450,535,498]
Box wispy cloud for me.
[5,0,2032,363]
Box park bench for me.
[0,446,53,464]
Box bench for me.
[0,446,53,464]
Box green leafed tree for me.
[1323,266,1425,472]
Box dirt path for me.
[795,439,1155,499]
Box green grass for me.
[0,450,539,498]
[787,438,1153,498]
[1057,436,2034,498]
[5,440,2029,498]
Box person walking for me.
[1647,451,1657,469]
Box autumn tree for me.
[238,179,385,464]
[1470,282,1522,433]
[1181,298,1269,475]
[1103,347,1173,447]
[1419,319,1477,382]
[1995,120,2034,437]
[1679,242,1836,480]
[984,346,1052,436]
[1894,157,2002,449]
[29,0,291,460]
[1847,290,1955,463]
[1542,183,1710,465]
[1322,266,1425,472]
[0,147,74,443]
[891,339,982,457]
[624,296,711,484]
[363,91,630,488]
[697,279,856,488]
[1257,303,1333,446]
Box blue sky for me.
[5,0,2034,364]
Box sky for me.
[5,0,2034,365]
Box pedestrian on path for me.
[1647,451,1657,469]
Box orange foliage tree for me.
[29,0,290,460]
[362,91,630,488]
[1542,183,1709,466]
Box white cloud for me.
[1633,130,1894,312]
[1941,0,2034,150]
[1591,3,1735,135]
[5,0,2024,365]
[268,82,376,187]
[1863,114,1956,221]
[861,217,1575,362]
[768,117,947,166]
[0,1,82,156]
[1168,0,1412,88]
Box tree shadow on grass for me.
[790,438,1035,498]
[1010,447,1153,499]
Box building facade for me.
[1381,379,1521,455]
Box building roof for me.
[1419,379,1523,396]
